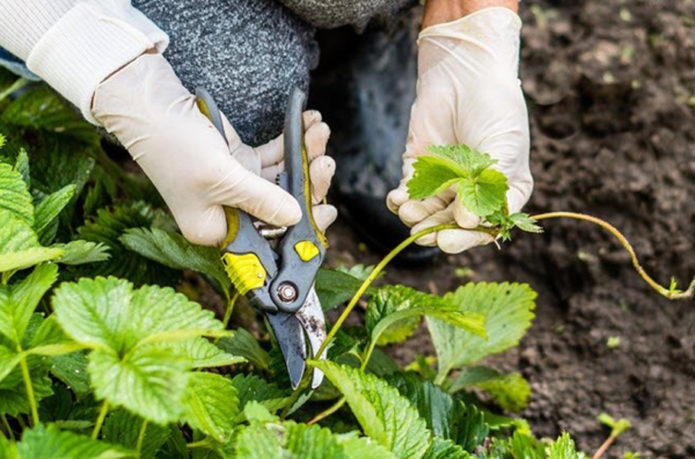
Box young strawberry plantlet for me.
[407,144,695,300]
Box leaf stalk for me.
[18,354,38,426]
[92,400,109,439]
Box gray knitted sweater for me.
[278,0,415,29]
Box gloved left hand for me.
[386,7,533,254]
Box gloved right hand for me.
[92,53,336,246]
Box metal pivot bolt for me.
[277,282,298,303]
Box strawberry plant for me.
[0,70,671,458]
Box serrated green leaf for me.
[120,227,230,295]
[233,423,286,458]
[315,268,372,312]
[102,410,169,459]
[407,156,463,200]
[14,148,29,187]
[89,346,190,424]
[16,424,131,458]
[0,211,64,273]
[50,351,91,395]
[24,135,95,207]
[106,413,168,459]
[428,145,496,176]
[0,344,21,383]
[53,277,223,352]
[33,184,75,244]
[228,409,394,459]
[0,263,58,344]
[182,372,239,442]
[53,277,232,424]
[427,282,536,379]
[509,213,543,234]
[450,367,531,412]
[450,402,489,451]
[366,285,485,347]
[456,168,508,218]
[548,432,581,459]
[309,360,431,458]
[422,437,472,459]
[217,328,270,370]
[388,373,454,439]
[508,431,547,458]
[229,374,287,420]
[2,85,100,145]
[0,162,33,226]
[77,203,179,286]
[53,240,110,265]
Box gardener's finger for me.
[409,206,454,247]
[257,111,326,168]
[437,228,494,254]
[313,204,338,232]
[310,156,336,204]
[398,189,455,227]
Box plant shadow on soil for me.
[324,1,695,457]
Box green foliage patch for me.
[0,71,613,458]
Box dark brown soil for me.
[325,1,695,457]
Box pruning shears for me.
[195,87,328,389]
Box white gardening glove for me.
[92,53,336,246]
[386,7,532,254]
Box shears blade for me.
[294,287,326,389]
[267,286,326,389]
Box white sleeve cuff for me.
[26,1,169,125]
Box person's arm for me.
[0,0,168,123]
[423,0,518,28]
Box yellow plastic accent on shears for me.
[220,207,240,249]
[221,252,266,295]
[294,240,320,262]
[300,143,330,249]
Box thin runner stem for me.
[92,400,109,440]
[531,212,695,300]
[592,434,616,459]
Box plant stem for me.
[0,78,30,102]
[307,398,345,426]
[315,223,458,361]
[296,224,458,424]
[592,434,617,459]
[531,212,695,300]
[1,414,14,441]
[18,355,38,426]
[215,292,239,345]
[186,439,212,450]
[92,400,109,440]
[135,419,148,458]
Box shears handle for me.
[195,88,278,312]
[268,88,328,313]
